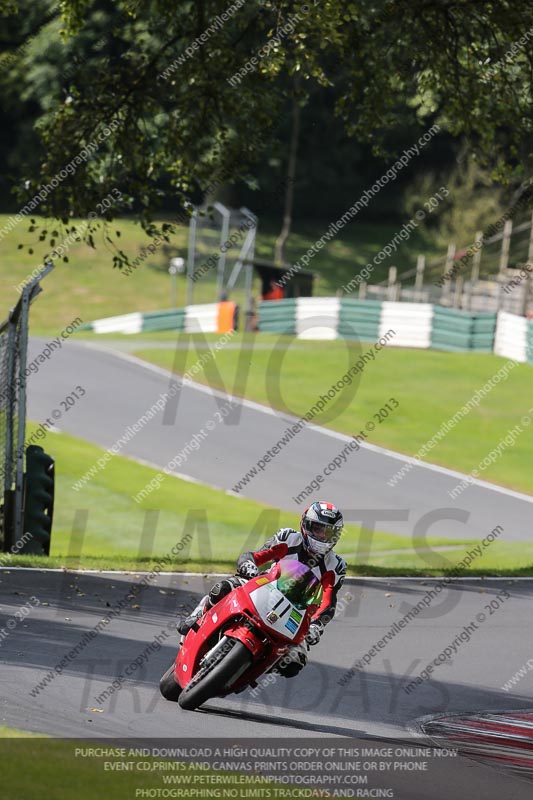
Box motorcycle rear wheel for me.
[178,638,252,711]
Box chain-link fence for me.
[0,263,53,551]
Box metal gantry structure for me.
[185,202,257,317]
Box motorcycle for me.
[159,559,323,710]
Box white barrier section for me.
[92,312,143,334]
[296,297,340,340]
[185,303,219,333]
[379,302,433,348]
[494,310,527,362]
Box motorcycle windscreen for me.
[249,582,307,640]
[276,560,323,610]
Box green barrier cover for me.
[258,322,296,334]
[142,317,185,332]
[338,298,382,340]
[337,324,380,342]
[259,309,297,322]
[143,308,187,320]
[431,307,496,352]
[259,299,297,309]
[340,299,383,309]
[258,299,296,334]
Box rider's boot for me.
[178,594,209,635]
[177,577,241,635]
[274,643,308,678]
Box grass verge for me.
[0,213,434,335]
[2,423,532,575]
[132,337,533,495]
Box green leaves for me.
[2,0,532,266]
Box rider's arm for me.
[237,540,288,570]
[237,528,295,572]
[312,559,346,626]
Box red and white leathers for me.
[237,527,347,627]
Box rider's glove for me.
[238,560,258,579]
[305,620,324,647]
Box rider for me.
[178,501,347,678]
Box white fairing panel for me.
[249,583,305,641]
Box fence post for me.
[471,231,483,283]
[528,210,533,263]
[186,209,197,307]
[453,275,464,309]
[466,230,484,310]
[415,254,425,301]
[358,281,367,300]
[215,203,231,302]
[498,218,513,275]
[440,243,456,305]
[388,266,397,301]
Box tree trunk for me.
[274,81,301,266]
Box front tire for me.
[159,663,182,702]
[178,638,252,711]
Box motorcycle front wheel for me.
[159,663,182,702]
[178,638,252,711]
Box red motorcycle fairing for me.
[174,569,315,695]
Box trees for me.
[0,0,531,265]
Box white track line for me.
[74,340,533,505]
[0,567,528,582]
[127,454,242,497]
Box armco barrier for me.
[79,300,533,367]
[141,309,186,333]
[89,312,144,334]
[338,299,382,341]
[296,297,340,340]
[184,303,219,333]
[431,307,497,352]
[257,298,296,334]
[494,310,528,362]
[380,302,433,348]
[78,303,233,335]
[80,309,185,334]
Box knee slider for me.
[209,579,233,605]
[279,660,305,678]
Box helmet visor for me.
[307,520,341,543]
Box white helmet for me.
[301,501,344,556]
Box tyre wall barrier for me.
[80,301,531,368]
[431,306,497,352]
[78,303,236,335]
[494,310,528,363]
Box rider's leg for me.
[178,577,245,635]
[208,576,243,607]
[274,643,308,678]
[178,594,209,635]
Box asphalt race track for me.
[26,338,533,543]
[5,336,532,796]
[2,569,533,797]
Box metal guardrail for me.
[0,262,54,550]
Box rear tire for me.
[178,639,252,711]
[159,663,182,702]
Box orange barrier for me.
[217,301,236,333]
